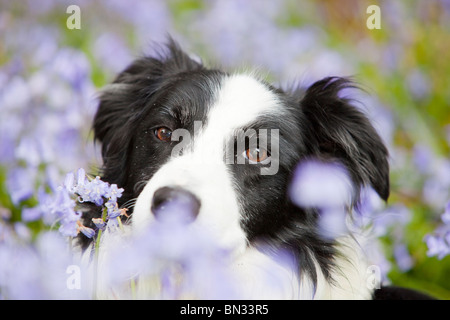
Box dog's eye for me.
[154,127,172,142]
[244,148,269,163]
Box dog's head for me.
[91,40,389,283]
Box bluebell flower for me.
[76,168,87,187]
[53,187,80,237]
[45,164,62,194]
[289,159,354,239]
[425,234,450,260]
[15,136,42,168]
[0,230,90,299]
[406,69,430,100]
[63,172,75,192]
[92,218,106,230]
[77,176,109,206]
[423,174,450,211]
[6,167,36,205]
[21,184,82,237]
[413,144,433,174]
[105,199,121,219]
[425,200,450,260]
[0,112,20,165]
[318,207,348,240]
[372,204,411,238]
[394,243,413,272]
[58,216,79,238]
[78,224,96,239]
[21,207,42,222]
[353,186,385,228]
[105,184,124,203]
[51,48,91,92]
[289,159,354,209]
[0,75,31,111]
[93,33,133,74]
[106,217,120,230]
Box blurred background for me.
[0,0,449,299]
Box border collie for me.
[82,39,433,300]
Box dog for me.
[81,39,433,299]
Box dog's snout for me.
[151,186,201,223]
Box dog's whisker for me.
[134,180,150,195]
[121,198,137,209]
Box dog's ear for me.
[93,39,203,183]
[299,77,389,201]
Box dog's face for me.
[91,41,389,282]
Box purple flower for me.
[425,200,450,260]
[105,200,121,219]
[0,113,20,165]
[53,187,81,237]
[77,176,109,206]
[64,171,75,193]
[76,168,87,187]
[0,230,90,299]
[406,69,430,100]
[318,207,348,240]
[93,33,133,74]
[21,207,42,222]
[92,218,106,230]
[22,167,124,239]
[69,168,124,218]
[21,185,81,237]
[372,204,411,237]
[78,225,96,239]
[425,234,450,260]
[289,159,354,209]
[394,243,413,272]
[423,176,450,211]
[105,184,124,203]
[45,165,63,194]
[58,217,79,237]
[14,136,42,168]
[6,167,36,205]
[50,48,91,91]
[353,187,385,227]
[0,75,31,111]
[289,159,355,239]
[413,144,433,174]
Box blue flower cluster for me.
[21,168,123,238]
[425,202,450,259]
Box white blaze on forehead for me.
[207,74,283,132]
[190,74,283,164]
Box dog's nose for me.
[151,187,201,223]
